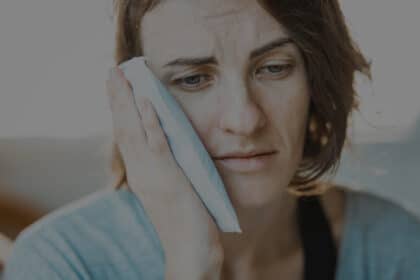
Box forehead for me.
[141,0,289,66]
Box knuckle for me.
[142,110,160,132]
[143,117,160,134]
[149,138,168,154]
[146,122,158,133]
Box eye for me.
[173,74,213,90]
[255,63,294,79]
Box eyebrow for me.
[163,37,294,68]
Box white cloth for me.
[119,57,241,233]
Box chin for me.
[224,176,288,209]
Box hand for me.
[106,67,223,280]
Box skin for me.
[110,0,346,278]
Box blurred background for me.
[0,0,418,261]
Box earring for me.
[309,115,318,134]
[308,115,331,147]
[308,115,319,144]
[321,122,332,146]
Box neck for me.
[219,187,346,276]
[220,191,301,269]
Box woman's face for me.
[141,0,310,208]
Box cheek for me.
[173,93,217,146]
[263,80,310,154]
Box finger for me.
[106,67,147,157]
[140,98,171,156]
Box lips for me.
[214,151,277,173]
[214,151,277,160]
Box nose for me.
[218,80,267,136]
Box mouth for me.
[213,150,277,160]
[214,151,277,173]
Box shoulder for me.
[341,189,420,278]
[345,189,420,240]
[16,188,159,247]
[4,188,164,279]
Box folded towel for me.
[119,57,241,233]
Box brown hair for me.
[109,0,371,193]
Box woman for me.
[4,0,420,279]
